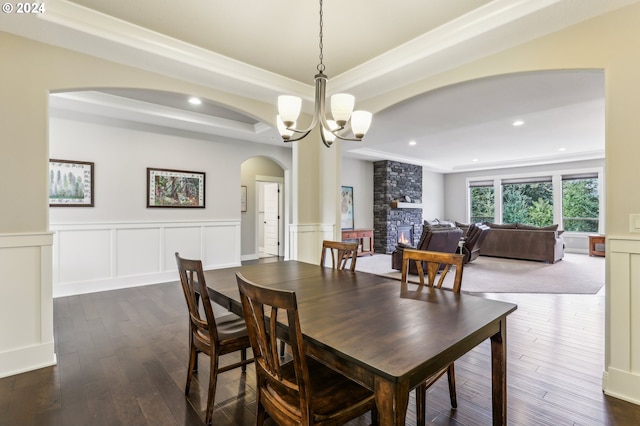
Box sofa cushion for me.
[516,223,559,231]
[484,222,517,229]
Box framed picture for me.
[341,186,354,229]
[49,159,94,207]
[147,168,205,208]
[241,186,247,212]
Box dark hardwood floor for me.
[1,257,639,425]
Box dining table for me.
[204,260,517,426]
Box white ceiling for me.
[3,0,633,171]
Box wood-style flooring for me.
[1,257,639,425]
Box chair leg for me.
[256,391,267,426]
[241,348,247,372]
[447,363,457,409]
[416,383,426,426]
[185,343,197,395]
[371,404,379,426]
[204,355,219,426]
[279,340,286,358]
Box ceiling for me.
[3,0,635,172]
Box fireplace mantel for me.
[390,200,423,209]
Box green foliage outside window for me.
[469,176,600,232]
[502,183,553,226]
[563,178,599,232]
[470,186,494,223]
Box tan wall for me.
[0,31,275,233]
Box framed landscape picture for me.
[49,159,94,207]
[147,168,206,208]
[341,186,354,229]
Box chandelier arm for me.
[320,130,332,147]
[332,132,364,142]
[282,130,313,143]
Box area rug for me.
[354,253,605,294]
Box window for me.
[468,169,602,233]
[469,181,494,223]
[501,177,553,226]
[562,174,599,232]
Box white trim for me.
[50,220,241,297]
[0,232,56,378]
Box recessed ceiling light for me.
[558,147,566,152]
[472,158,479,162]
[512,120,524,127]
[409,140,417,146]
[188,97,202,105]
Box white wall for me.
[49,111,291,296]
[422,169,446,222]
[341,157,374,229]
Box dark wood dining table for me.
[204,260,517,426]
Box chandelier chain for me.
[317,0,325,73]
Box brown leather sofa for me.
[479,223,564,263]
[391,225,463,274]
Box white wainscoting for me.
[603,236,640,405]
[0,232,56,378]
[288,223,335,264]
[50,220,241,297]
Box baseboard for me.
[603,367,640,405]
[0,342,57,379]
[53,261,241,298]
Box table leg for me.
[491,318,507,426]
[374,376,409,426]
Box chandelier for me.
[276,0,372,147]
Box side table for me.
[341,229,374,256]
[588,235,605,257]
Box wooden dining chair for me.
[236,272,378,426]
[400,248,464,426]
[175,253,253,426]
[320,240,359,271]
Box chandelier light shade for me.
[276,0,373,147]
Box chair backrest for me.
[401,248,465,293]
[464,224,490,251]
[417,227,463,253]
[320,240,358,271]
[235,273,313,423]
[175,253,219,344]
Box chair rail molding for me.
[288,223,334,264]
[50,220,241,297]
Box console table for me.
[341,228,374,256]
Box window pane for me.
[501,182,553,226]
[470,186,494,223]
[562,177,599,232]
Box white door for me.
[264,182,280,256]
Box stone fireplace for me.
[373,161,423,254]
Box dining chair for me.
[236,272,378,426]
[175,253,254,426]
[320,240,359,271]
[400,248,464,426]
